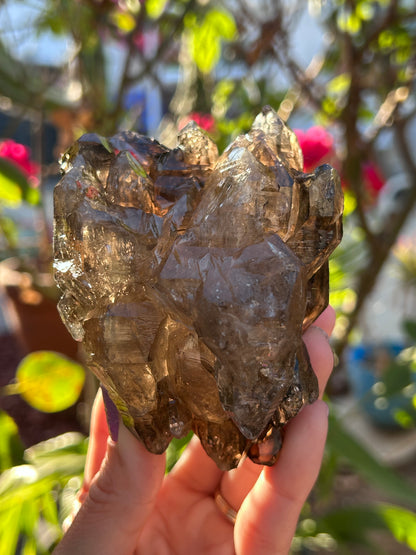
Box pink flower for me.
[294,126,335,172]
[362,162,384,194]
[294,127,385,202]
[0,139,39,186]
[179,112,216,134]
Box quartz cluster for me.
[54,107,343,470]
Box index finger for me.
[313,304,336,336]
[303,305,335,397]
[235,400,329,555]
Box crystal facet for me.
[54,107,343,470]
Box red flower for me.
[294,126,335,172]
[179,112,216,134]
[294,126,385,202]
[362,162,384,194]
[0,139,39,185]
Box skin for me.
[55,305,336,555]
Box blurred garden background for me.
[0,0,416,552]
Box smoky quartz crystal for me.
[54,107,343,470]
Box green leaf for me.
[378,29,395,50]
[0,412,24,472]
[327,73,351,96]
[379,504,416,550]
[312,503,416,550]
[0,434,86,554]
[0,157,40,207]
[212,79,235,117]
[356,1,374,21]
[0,215,18,249]
[25,432,88,465]
[22,536,37,555]
[0,503,21,555]
[41,491,60,527]
[206,9,236,41]
[393,409,415,429]
[166,432,193,472]
[24,433,87,478]
[146,0,169,19]
[111,11,136,33]
[19,499,39,538]
[327,413,416,507]
[126,151,147,177]
[321,96,339,117]
[185,8,236,74]
[337,10,362,34]
[0,159,24,206]
[379,359,413,397]
[16,351,85,413]
[97,135,113,153]
[25,187,41,206]
[0,465,40,497]
[313,505,386,546]
[343,190,357,216]
[403,320,416,341]
[59,476,83,525]
[0,473,56,513]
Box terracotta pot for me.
[0,258,86,444]
[0,257,78,359]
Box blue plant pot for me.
[346,343,415,429]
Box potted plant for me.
[0,138,79,359]
[346,341,416,429]
[0,137,89,453]
[346,237,416,430]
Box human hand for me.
[55,306,336,555]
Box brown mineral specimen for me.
[54,107,343,470]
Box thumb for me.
[55,422,166,554]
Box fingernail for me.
[309,325,330,342]
[101,386,120,441]
[318,399,330,417]
[116,421,141,460]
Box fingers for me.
[82,390,110,496]
[220,457,262,517]
[312,304,336,337]
[168,434,223,495]
[303,324,334,398]
[303,304,336,398]
[56,403,166,554]
[235,400,329,555]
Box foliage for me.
[0,351,85,554]
[13,351,85,413]
[165,432,193,473]
[0,142,40,253]
[326,412,416,507]
[184,8,236,74]
[292,409,416,552]
[0,0,415,553]
[1,349,85,417]
[0,412,87,554]
[0,350,86,552]
[295,503,416,552]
